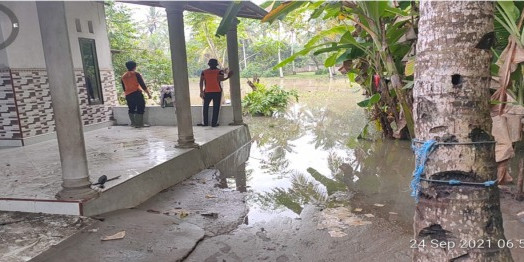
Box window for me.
[75,19,82,32]
[79,38,103,104]
[88,21,94,34]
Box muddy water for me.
[226,76,418,229]
[220,76,524,233]
[212,76,524,260]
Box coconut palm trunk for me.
[413,1,512,261]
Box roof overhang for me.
[119,1,267,20]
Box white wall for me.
[1,1,46,68]
[65,1,112,70]
[113,106,235,126]
[0,8,8,68]
[0,1,112,70]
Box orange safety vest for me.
[121,71,143,96]
[203,69,222,93]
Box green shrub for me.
[240,63,279,78]
[315,68,328,75]
[242,83,298,116]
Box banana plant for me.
[263,1,417,139]
[492,1,524,111]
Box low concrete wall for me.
[113,105,234,126]
[83,125,251,216]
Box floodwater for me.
[225,76,419,229]
[215,76,524,235]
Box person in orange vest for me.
[198,59,233,127]
[121,61,152,128]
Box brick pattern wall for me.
[0,70,22,140]
[76,70,117,126]
[11,70,55,138]
[3,68,117,140]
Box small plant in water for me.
[242,82,298,116]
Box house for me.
[0,1,116,147]
[0,1,265,214]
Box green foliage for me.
[315,68,328,75]
[264,0,417,139]
[215,1,242,37]
[242,83,298,116]
[357,93,381,108]
[106,2,173,104]
[241,63,279,78]
[105,1,140,80]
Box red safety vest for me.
[203,69,222,93]
[121,71,143,96]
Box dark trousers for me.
[126,91,145,114]
[203,92,221,125]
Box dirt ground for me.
[1,169,524,262]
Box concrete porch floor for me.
[0,125,251,216]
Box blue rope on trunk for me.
[410,139,497,202]
[410,140,437,202]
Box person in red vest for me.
[198,59,233,127]
[121,61,152,128]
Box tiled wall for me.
[0,70,22,140]
[11,70,55,138]
[0,68,116,143]
[76,70,118,126]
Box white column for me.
[163,2,198,148]
[226,19,243,125]
[36,2,97,200]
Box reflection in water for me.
[243,79,417,227]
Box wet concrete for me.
[186,205,411,262]
[0,125,242,200]
[32,209,204,262]
[28,169,248,262]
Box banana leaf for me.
[262,1,305,23]
[215,1,243,37]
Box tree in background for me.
[105,1,140,82]
[105,1,336,105]
[105,2,171,104]
[263,1,417,139]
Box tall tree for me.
[105,1,140,79]
[278,20,284,78]
[413,1,512,261]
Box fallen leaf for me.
[354,208,363,212]
[328,230,347,238]
[364,214,375,218]
[205,194,217,199]
[517,211,524,216]
[101,231,125,241]
[373,204,385,207]
[178,210,189,218]
[389,212,399,220]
